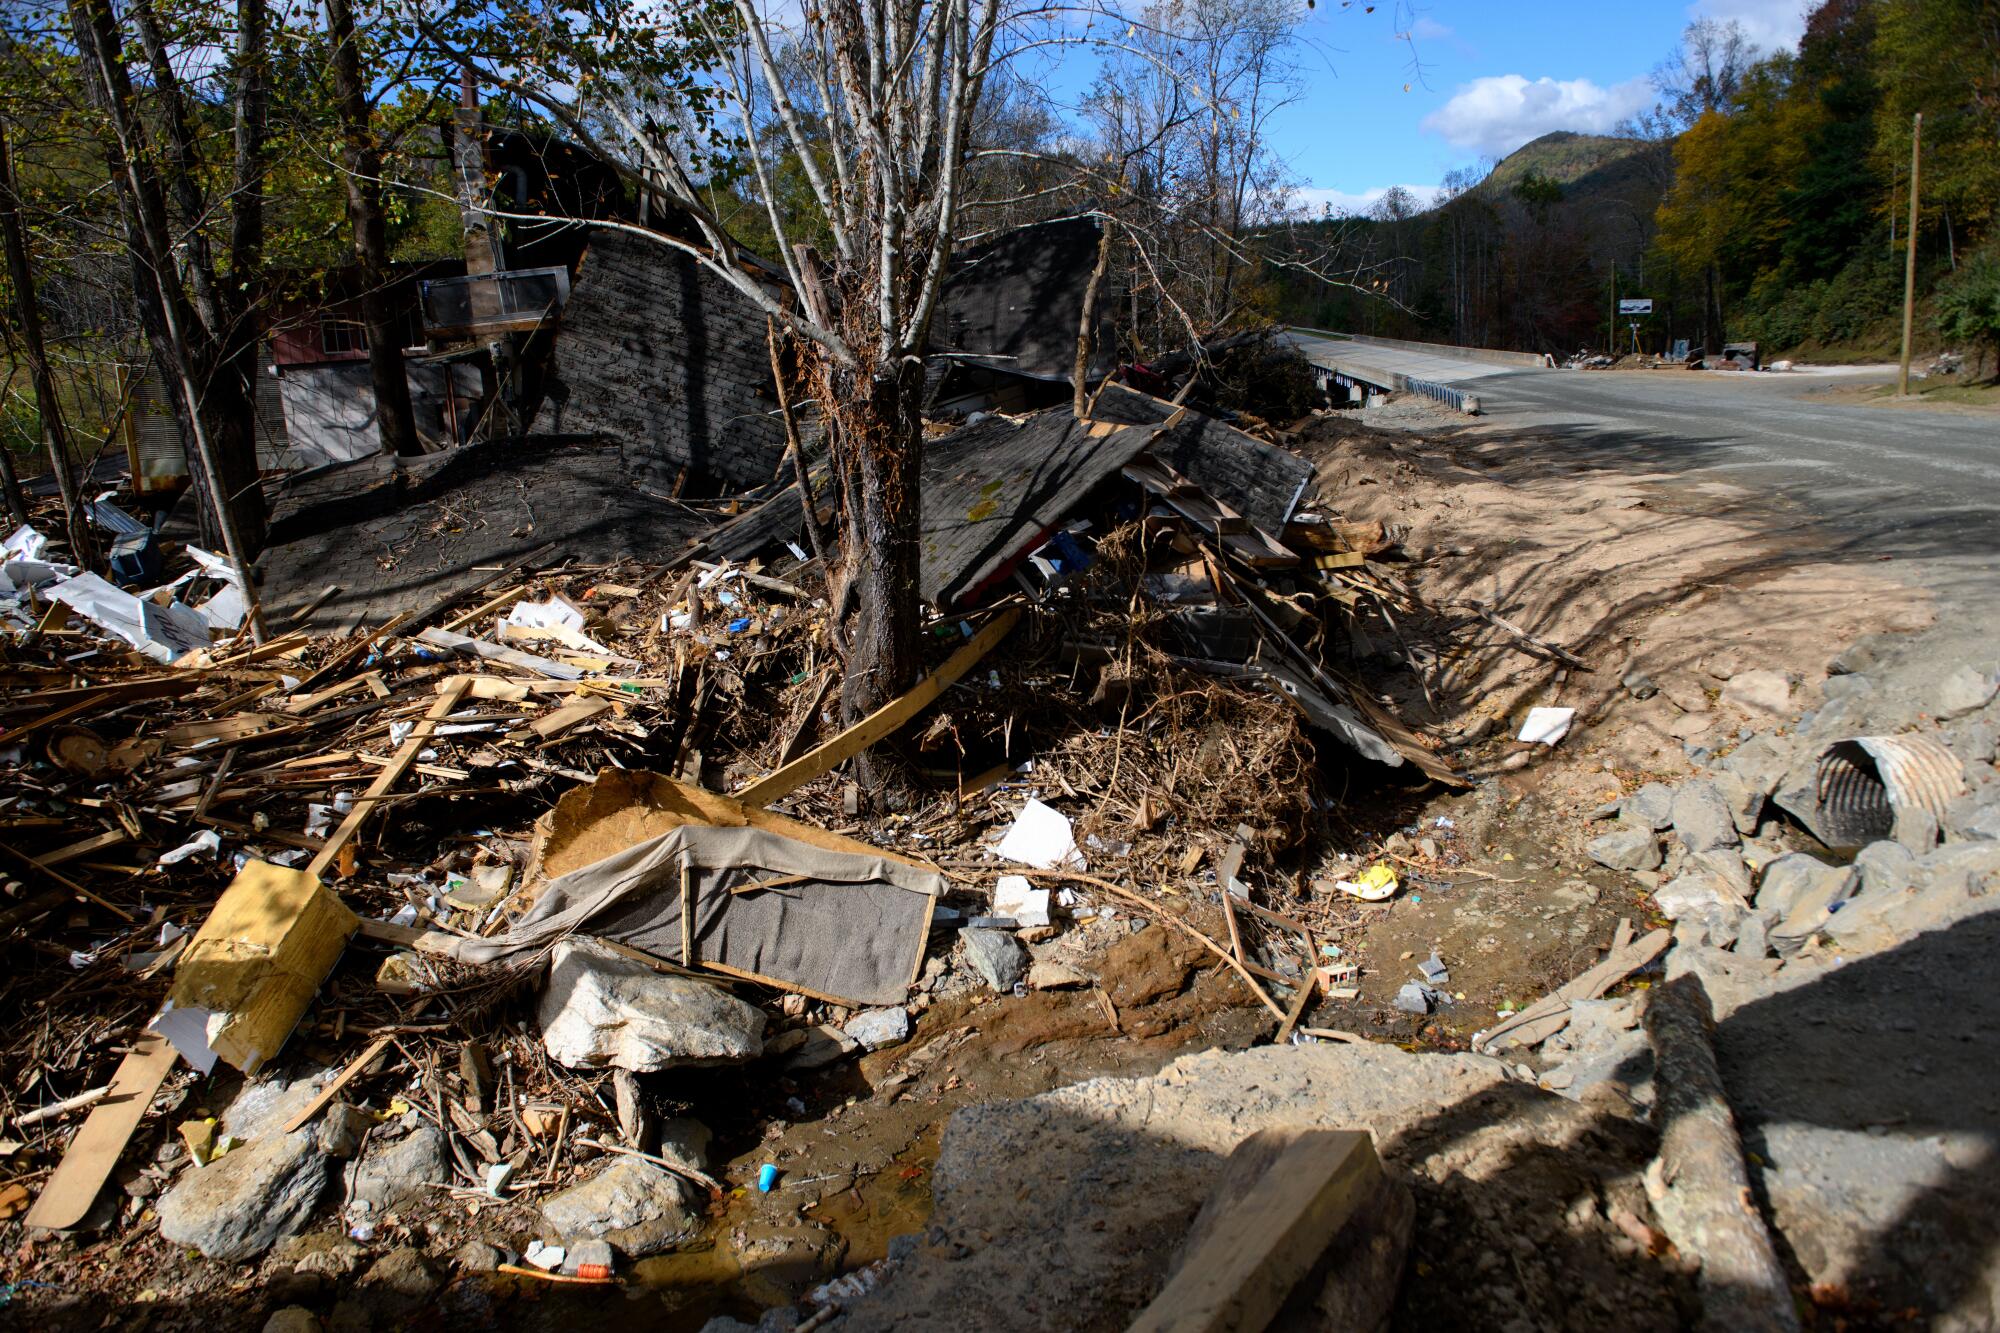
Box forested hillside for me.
[1267,0,2000,366]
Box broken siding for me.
[548,229,786,492]
[934,217,1115,382]
[1089,385,1311,535]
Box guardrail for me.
[1399,376,1482,415]
[1292,327,1551,371]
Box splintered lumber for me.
[1644,974,1799,1333]
[307,677,472,878]
[735,605,1023,807]
[281,1035,394,1135]
[23,1030,178,1231]
[1273,974,1315,1046]
[161,860,360,1073]
[1475,920,1667,1051]
[1126,1129,1389,1333]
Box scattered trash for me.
[1518,707,1576,746]
[995,799,1086,871]
[1331,863,1398,901]
[757,1163,781,1193]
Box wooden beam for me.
[1126,1130,1384,1333]
[307,678,471,878]
[735,606,1022,807]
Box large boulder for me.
[540,1155,701,1256]
[1588,828,1661,873]
[157,1125,329,1261]
[1670,780,1740,854]
[539,937,765,1071]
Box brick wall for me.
[547,229,787,492]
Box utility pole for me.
[1607,264,1616,355]
[1898,112,1922,397]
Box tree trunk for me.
[326,0,421,459]
[68,0,266,553]
[0,123,94,566]
[822,354,924,797]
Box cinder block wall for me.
[548,229,787,492]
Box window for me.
[319,315,369,356]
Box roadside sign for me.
[1618,298,1654,315]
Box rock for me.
[1670,780,1740,853]
[1654,873,1741,923]
[1393,982,1434,1014]
[1822,673,1874,701]
[1854,840,1917,894]
[771,1024,858,1070]
[451,1240,502,1273]
[1619,783,1677,832]
[1755,853,1848,917]
[221,1072,324,1141]
[961,928,1028,992]
[1669,713,1714,741]
[1948,797,2000,842]
[285,1233,365,1279]
[1721,670,1794,717]
[1692,848,1753,899]
[656,1118,712,1175]
[1891,804,1940,855]
[1621,670,1658,700]
[1770,869,1860,950]
[263,1308,320,1333]
[1734,912,1771,959]
[539,937,765,1071]
[1709,770,1765,836]
[157,1120,329,1261]
[350,1125,448,1213]
[1660,677,1710,714]
[540,1156,699,1257]
[1586,828,1661,872]
[316,1103,372,1159]
[1934,664,1998,720]
[843,1007,911,1051]
[354,1247,437,1321]
[1828,633,1897,676]
[1947,720,1999,764]
[1026,959,1090,990]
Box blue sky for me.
[1275,0,1811,213]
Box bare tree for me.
[1652,17,1760,128]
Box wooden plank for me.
[531,696,612,739]
[23,1030,178,1230]
[439,584,524,634]
[33,829,132,868]
[280,1035,393,1135]
[1273,974,1315,1045]
[307,678,471,878]
[735,606,1022,807]
[1126,1130,1382,1333]
[287,584,341,626]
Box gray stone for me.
[1892,805,1941,855]
[656,1117,713,1175]
[1709,770,1765,835]
[1393,982,1434,1014]
[1947,720,1999,764]
[1654,872,1740,923]
[1621,670,1657,700]
[1620,782,1677,832]
[770,1024,858,1070]
[1660,677,1711,714]
[1755,853,1852,918]
[1855,840,1918,894]
[278,1232,364,1279]
[1734,912,1771,959]
[1828,633,1897,676]
[842,1007,911,1051]
[1721,670,1794,717]
[1934,664,1998,720]
[1948,796,2000,843]
[221,1071,324,1141]
[961,928,1028,992]
[1669,780,1740,853]
[451,1240,503,1272]
[1692,848,1753,899]
[157,1123,329,1261]
[316,1103,371,1158]
[350,1125,448,1213]
[1586,827,1661,872]
[1719,733,1794,797]
[539,937,765,1071]
[540,1156,699,1257]
[354,1247,437,1321]
[1771,870,1860,950]
[263,1309,320,1333]
[1822,673,1875,701]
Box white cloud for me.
[1291,184,1443,218]
[1689,0,1808,53]
[1419,74,1654,157]
[1408,16,1452,41]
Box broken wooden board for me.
[22,1030,178,1231]
[1475,920,1667,1052]
[1127,1129,1391,1333]
[416,626,584,681]
[734,606,1022,807]
[159,860,359,1073]
[532,696,613,739]
[307,677,472,878]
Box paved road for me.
[1464,367,2000,579]
[1287,330,1526,390]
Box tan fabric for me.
[458,824,941,1007]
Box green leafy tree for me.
[1936,246,2000,376]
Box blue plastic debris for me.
[727,617,752,634]
[757,1163,781,1193]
